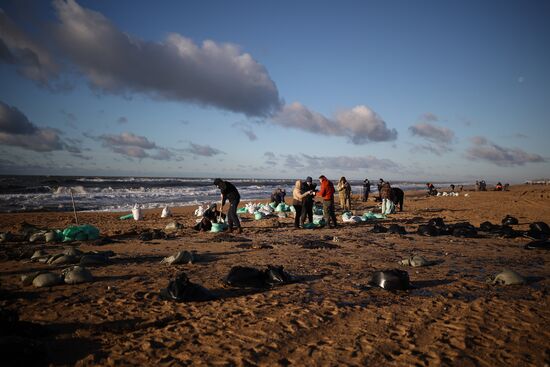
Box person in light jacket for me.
[380,181,392,215]
[337,177,352,211]
[292,180,314,228]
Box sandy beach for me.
[1,184,549,366]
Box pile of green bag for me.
[275,203,292,212]
[62,224,100,242]
[237,207,248,214]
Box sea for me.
[0,176,465,213]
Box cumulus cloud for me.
[409,123,454,144]
[0,9,59,84]
[272,102,397,144]
[98,131,173,160]
[409,122,456,155]
[184,143,224,157]
[466,136,545,166]
[0,100,73,152]
[99,132,157,149]
[48,0,280,117]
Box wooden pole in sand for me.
[70,188,79,225]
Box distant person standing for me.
[213,178,241,233]
[301,176,317,224]
[377,178,385,201]
[362,178,371,202]
[337,177,352,211]
[380,181,393,214]
[317,175,338,228]
[450,184,455,192]
[292,180,314,228]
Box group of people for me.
[211,176,403,232]
[212,176,345,232]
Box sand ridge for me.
[0,185,549,366]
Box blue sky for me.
[0,0,548,182]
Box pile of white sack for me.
[436,192,460,197]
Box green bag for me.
[62,224,100,242]
[119,213,133,220]
[313,218,326,226]
[302,223,318,229]
[211,223,228,233]
[254,212,264,220]
[237,207,248,214]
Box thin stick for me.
[70,188,79,225]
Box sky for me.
[0,0,549,182]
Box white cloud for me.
[409,123,455,144]
[98,131,174,160]
[184,143,224,157]
[409,122,456,156]
[272,102,397,144]
[99,132,157,149]
[50,0,281,117]
[466,136,545,166]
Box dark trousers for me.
[294,204,303,228]
[362,190,369,202]
[228,198,240,229]
[323,199,337,227]
[301,200,313,223]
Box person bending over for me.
[213,178,242,233]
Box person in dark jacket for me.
[317,175,338,227]
[193,203,225,232]
[213,178,242,233]
[362,178,371,202]
[377,178,384,201]
[300,176,317,224]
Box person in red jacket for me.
[317,175,338,227]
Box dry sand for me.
[1,184,549,366]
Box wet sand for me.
[1,184,549,366]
